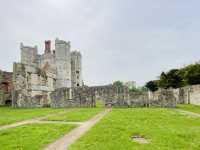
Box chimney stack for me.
[45,40,51,53]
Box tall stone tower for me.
[20,43,38,66]
[71,51,83,87]
[55,38,71,88]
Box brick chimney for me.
[45,40,51,53]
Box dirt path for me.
[0,111,68,130]
[38,121,84,125]
[177,109,200,117]
[43,109,110,150]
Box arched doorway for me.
[5,100,12,106]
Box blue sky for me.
[0,0,199,86]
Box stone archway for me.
[5,100,12,106]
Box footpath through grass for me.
[46,107,104,122]
[69,108,200,150]
[0,107,66,126]
[0,123,76,150]
[177,104,200,114]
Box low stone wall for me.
[12,83,178,108]
[173,85,200,105]
[150,89,177,107]
[89,85,176,107]
[50,87,96,108]
[12,90,50,107]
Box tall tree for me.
[166,69,183,88]
[184,64,200,85]
[145,80,159,92]
[159,72,169,89]
[113,81,124,88]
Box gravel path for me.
[43,109,110,150]
[0,111,67,130]
[177,109,200,117]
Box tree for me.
[113,81,124,88]
[159,72,168,89]
[145,80,158,92]
[166,69,183,88]
[184,64,200,85]
[146,63,200,90]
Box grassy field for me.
[69,108,200,150]
[177,104,200,114]
[45,108,103,122]
[0,123,76,150]
[0,107,66,126]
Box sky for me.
[0,0,200,86]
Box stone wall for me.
[149,89,177,107]
[173,85,200,105]
[50,87,95,108]
[12,63,52,107]
[12,80,200,108]
[0,70,12,105]
[71,51,82,87]
[11,83,177,108]
[93,86,176,108]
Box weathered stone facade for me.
[172,85,200,105]
[50,87,95,108]
[94,86,176,108]
[2,37,198,108]
[49,85,177,108]
[12,38,83,107]
[71,51,83,87]
[0,70,12,105]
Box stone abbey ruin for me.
[0,38,199,108]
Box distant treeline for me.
[145,63,200,92]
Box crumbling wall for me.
[0,70,12,105]
[175,85,200,105]
[50,87,95,108]
[187,85,200,105]
[12,63,51,107]
[89,85,176,108]
[150,89,177,107]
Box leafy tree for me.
[159,72,168,89]
[145,80,159,92]
[166,69,183,88]
[113,81,124,88]
[184,64,200,85]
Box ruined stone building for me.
[12,38,83,107]
[1,38,196,108]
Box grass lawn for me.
[0,123,76,150]
[45,108,104,122]
[177,104,200,114]
[0,107,66,126]
[69,108,200,150]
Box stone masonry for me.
[1,37,193,108]
[50,85,177,108]
[0,70,12,105]
[12,38,83,107]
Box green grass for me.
[177,104,200,114]
[0,107,66,126]
[0,123,76,150]
[69,108,200,150]
[46,108,103,122]
[96,99,104,108]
